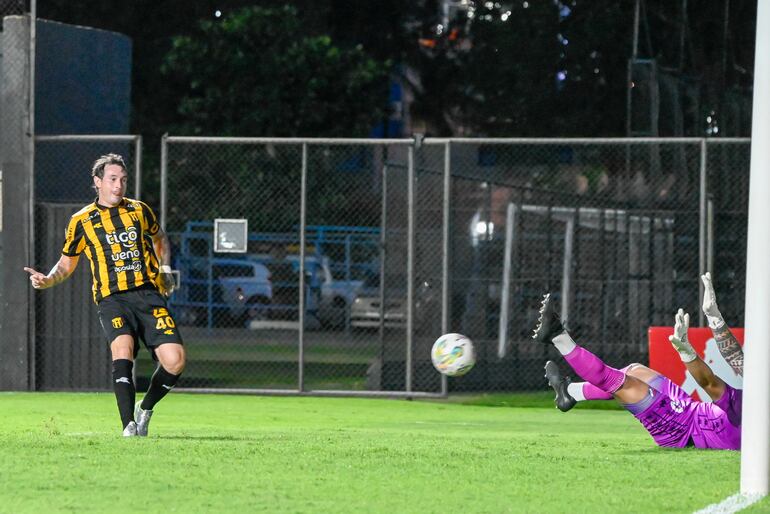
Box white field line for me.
[693,493,765,514]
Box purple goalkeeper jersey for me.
[712,383,743,428]
[631,376,741,450]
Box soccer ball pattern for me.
[431,333,475,377]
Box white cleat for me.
[134,402,153,437]
[122,421,137,437]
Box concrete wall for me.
[1,16,132,390]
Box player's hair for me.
[91,154,127,190]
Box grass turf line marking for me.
[693,492,764,514]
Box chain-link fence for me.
[160,138,436,396]
[4,135,752,394]
[150,136,750,396]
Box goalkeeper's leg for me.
[546,364,654,411]
[533,293,650,405]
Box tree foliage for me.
[404,1,633,136]
[162,5,390,137]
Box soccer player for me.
[546,274,744,426]
[533,293,740,450]
[24,154,185,437]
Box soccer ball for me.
[431,333,475,377]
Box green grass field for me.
[0,392,765,514]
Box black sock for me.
[112,359,136,429]
[140,366,180,411]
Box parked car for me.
[283,255,363,328]
[349,275,438,330]
[173,258,272,326]
[350,274,406,329]
[239,255,323,322]
[174,256,321,326]
[244,253,364,328]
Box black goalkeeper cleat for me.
[544,360,577,412]
[532,293,566,343]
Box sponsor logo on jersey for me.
[114,262,143,273]
[111,249,141,262]
[112,317,124,329]
[163,329,175,335]
[106,226,138,248]
[670,399,685,414]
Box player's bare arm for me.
[151,227,172,268]
[701,272,744,376]
[152,228,175,297]
[24,254,79,290]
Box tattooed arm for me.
[24,255,79,290]
[701,272,744,376]
[712,322,744,377]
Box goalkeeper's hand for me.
[701,272,724,328]
[668,308,697,362]
[158,265,176,298]
[669,308,689,345]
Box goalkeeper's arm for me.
[701,272,743,376]
[151,228,176,297]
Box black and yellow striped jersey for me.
[61,197,162,303]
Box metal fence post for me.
[406,143,415,393]
[561,214,575,325]
[441,142,450,395]
[498,202,516,359]
[28,2,37,391]
[698,138,707,326]
[134,136,143,200]
[160,133,168,231]
[298,142,307,392]
[378,165,388,358]
[707,197,714,276]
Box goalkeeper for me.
[534,293,740,450]
[545,274,743,429]
[24,154,185,437]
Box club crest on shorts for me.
[112,317,124,329]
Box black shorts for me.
[97,286,184,358]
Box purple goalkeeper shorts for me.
[630,379,741,450]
